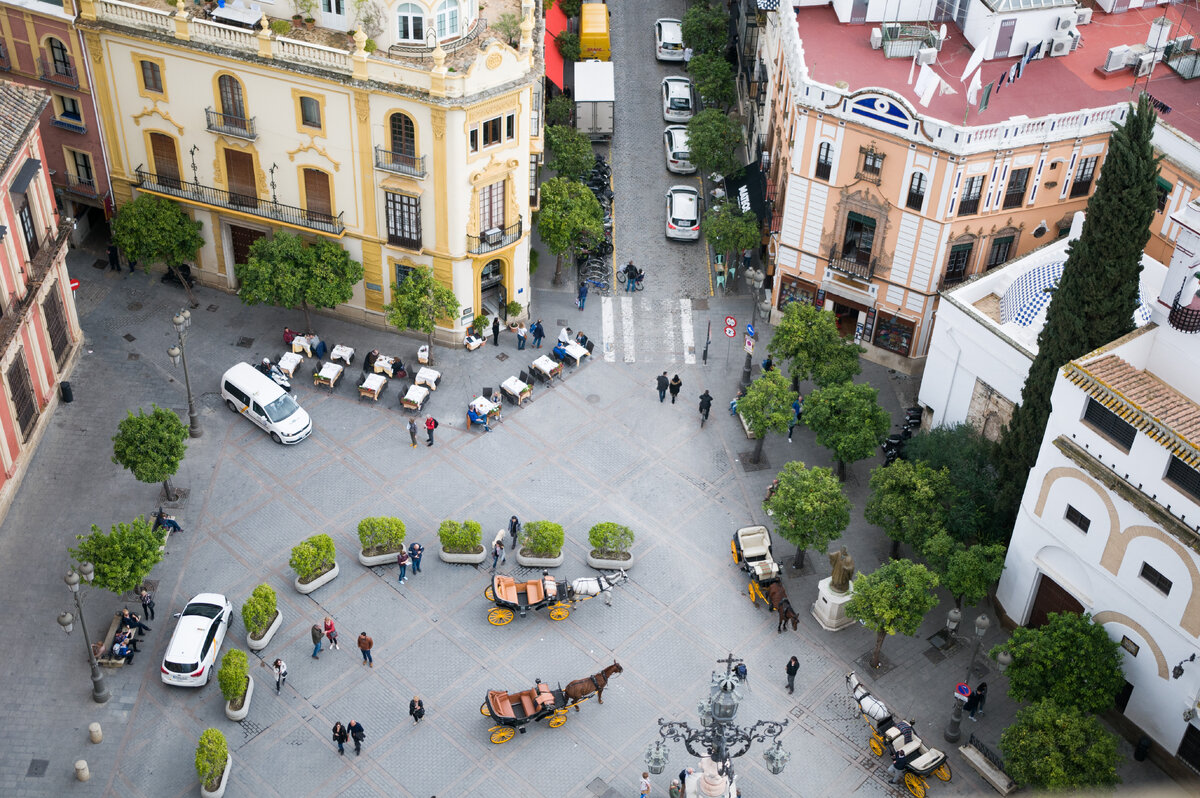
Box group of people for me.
[110,608,152,661]
[513,319,547,350]
[395,541,424,582]
[490,516,522,570]
[654,372,713,419]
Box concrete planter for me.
[586,551,634,570]
[199,754,231,798]
[516,550,564,568]
[246,609,281,652]
[224,675,253,721]
[439,546,486,565]
[358,547,405,567]
[294,562,339,595]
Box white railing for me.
[190,17,257,51]
[274,37,352,73]
[95,0,173,34]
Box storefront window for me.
[777,276,815,310]
[873,316,914,357]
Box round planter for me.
[439,546,486,565]
[586,551,634,570]
[246,609,281,652]
[224,675,254,721]
[516,550,565,568]
[199,753,231,798]
[294,562,339,595]
[358,547,405,567]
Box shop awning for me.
[723,161,768,223]
[544,0,567,89]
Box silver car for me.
[665,185,701,241]
[655,18,684,61]
[663,126,695,174]
[661,77,694,122]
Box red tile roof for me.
[1069,353,1200,450]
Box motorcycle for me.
[256,359,292,392]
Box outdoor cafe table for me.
[500,376,532,406]
[314,361,343,391]
[562,341,590,366]
[331,344,355,365]
[358,373,386,401]
[401,384,429,411]
[532,355,563,382]
[415,366,441,389]
[374,354,398,377]
[469,395,501,421]
[278,351,303,378]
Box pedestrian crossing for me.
[599,297,700,365]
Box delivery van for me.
[221,362,312,444]
[579,3,611,61]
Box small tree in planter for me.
[290,533,337,585]
[218,649,249,707]
[588,522,634,567]
[438,518,485,563]
[357,516,406,557]
[241,584,278,647]
[521,521,565,558]
[195,728,229,795]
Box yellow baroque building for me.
[78,0,543,341]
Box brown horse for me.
[564,661,623,709]
[766,582,799,633]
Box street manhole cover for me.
[586,394,600,404]
[207,304,219,312]
[236,337,254,348]
[693,298,709,310]
[556,319,568,326]
[91,259,107,271]
[586,777,608,796]
[127,302,143,311]
[123,333,136,342]
[496,352,509,361]
[128,353,140,361]
[26,759,48,777]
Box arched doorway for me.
[480,258,506,321]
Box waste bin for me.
[60,381,73,404]
[1134,735,1152,762]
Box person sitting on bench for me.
[120,609,151,635]
[152,508,182,534]
[468,409,492,432]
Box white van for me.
[220,362,312,444]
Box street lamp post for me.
[944,610,991,743]
[58,563,110,704]
[167,309,202,438]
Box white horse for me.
[847,671,891,723]
[570,570,629,606]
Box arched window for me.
[906,172,926,211]
[397,3,424,41]
[815,141,833,181]
[389,113,416,157]
[47,38,71,75]
[435,0,459,38]
[218,75,247,124]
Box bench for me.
[93,611,130,668]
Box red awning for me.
[546,0,567,36]
[544,1,566,88]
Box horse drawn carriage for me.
[731,526,798,632]
[481,662,623,744]
[847,672,952,797]
[483,570,627,626]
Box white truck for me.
[574,60,614,141]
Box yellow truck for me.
[579,3,610,61]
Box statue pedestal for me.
[811,576,855,631]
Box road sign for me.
[724,315,736,327]
[744,336,755,354]
[724,325,736,338]
[69,279,80,291]
[746,323,756,338]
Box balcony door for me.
[224,149,256,208]
[150,133,180,189]
[480,181,505,232]
[303,169,332,225]
[841,212,875,266]
[218,75,247,130]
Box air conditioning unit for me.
[1135,51,1155,77]
[1050,34,1072,56]
[1174,34,1194,52]
[1057,10,1075,30]
[917,47,938,65]
[1067,29,1081,50]
[1076,8,1093,25]
[870,28,883,50]
[1103,44,1132,72]
[482,227,503,245]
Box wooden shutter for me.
[6,353,39,441]
[303,169,332,224]
[150,133,180,188]
[42,289,71,367]
[224,150,256,208]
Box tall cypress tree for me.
[995,94,1160,522]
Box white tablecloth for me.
[416,367,441,388]
[470,396,500,417]
[532,355,560,377]
[403,384,429,407]
[501,376,530,396]
[278,351,303,377]
[331,344,354,363]
[374,354,396,376]
[318,362,343,381]
[564,342,589,361]
[361,373,386,392]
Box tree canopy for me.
[111,194,204,271]
[1000,701,1122,791]
[921,531,1007,608]
[767,302,863,389]
[737,370,798,463]
[234,231,363,331]
[545,125,595,182]
[865,459,952,558]
[682,3,729,56]
[991,611,1125,714]
[688,54,737,112]
[537,176,604,286]
[69,516,166,596]
[802,381,890,479]
[763,460,849,567]
[845,559,940,668]
[112,405,188,500]
[702,203,760,264]
[903,424,1004,545]
[383,265,460,361]
[686,108,742,177]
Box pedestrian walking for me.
[965,682,988,720]
[358,632,374,667]
[107,244,122,273]
[492,316,501,346]
[508,515,521,549]
[517,323,527,350]
[639,771,652,798]
[578,280,588,310]
[273,658,288,692]
[407,417,418,448]
[679,768,694,794]
[491,540,505,571]
[683,46,693,66]
[408,541,424,574]
[668,374,682,404]
[347,720,366,756]
[396,548,410,582]
[409,695,425,724]
[139,587,155,621]
[656,372,669,402]
[323,616,340,650]
[332,721,349,755]
[311,623,324,658]
[425,414,437,446]
[785,656,799,694]
[669,780,682,798]
[787,397,803,443]
[532,319,545,348]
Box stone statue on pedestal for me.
[683,756,738,798]
[812,546,856,631]
[829,547,855,595]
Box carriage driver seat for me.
[536,682,555,709]
[543,573,557,599]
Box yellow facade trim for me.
[353,89,382,311]
[471,252,511,320]
[140,128,180,178]
[287,140,341,171]
[430,107,448,251]
[212,139,267,199]
[466,155,521,237]
[380,174,424,195]
[131,103,185,135]
[82,30,127,181]
[210,71,250,121]
[130,52,168,103]
[380,108,422,163]
[295,164,338,228]
[290,88,327,137]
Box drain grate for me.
[26,759,48,777]
[496,352,509,362]
[127,302,143,312]
[236,337,254,348]
[207,304,219,312]
[586,777,609,796]
[123,333,136,342]
[91,259,107,271]
[128,353,140,361]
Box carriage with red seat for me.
[480,679,591,744]
[483,569,628,626]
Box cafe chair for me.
[482,386,494,401]
[585,341,595,356]
[519,370,531,385]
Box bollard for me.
[89,722,102,743]
[75,760,90,782]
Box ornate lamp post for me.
[167,309,202,438]
[643,653,789,790]
[58,563,110,704]
[944,610,991,743]
[740,267,766,389]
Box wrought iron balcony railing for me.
[38,56,78,88]
[828,249,875,281]
[1169,289,1200,334]
[136,167,344,236]
[52,172,99,198]
[374,146,427,178]
[0,221,70,354]
[50,116,87,135]
[205,108,257,140]
[467,220,522,254]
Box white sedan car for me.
[663,126,695,174]
[662,76,695,122]
[161,593,234,687]
[655,18,684,61]
[665,185,701,241]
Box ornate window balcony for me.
[467,220,522,254]
[374,146,427,178]
[205,108,257,140]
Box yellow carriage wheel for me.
[730,538,740,563]
[933,761,952,782]
[484,586,495,601]
[489,726,515,744]
[480,703,491,716]
[548,712,567,728]
[549,606,570,621]
[868,735,884,757]
[903,772,926,798]
[488,608,515,626]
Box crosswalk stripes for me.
[601,296,616,362]
[599,296,701,364]
[679,299,696,365]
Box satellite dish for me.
[939,23,947,41]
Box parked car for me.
[655,18,684,61]
[161,593,234,687]
[661,76,695,122]
[665,185,701,241]
[221,362,312,444]
[663,125,695,174]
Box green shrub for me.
[529,248,540,274]
[472,313,490,337]
[240,583,277,639]
[364,38,377,53]
[438,519,483,553]
[195,728,228,790]
[270,19,291,35]
[546,94,573,127]
[555,31,580,62]
[217,649,249,704]
[505,300,523,318]
[557,0,582,19]
[588,522,634,558]
[289,533,336,581]
[357,516,406,554]
[521,521,565,557]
